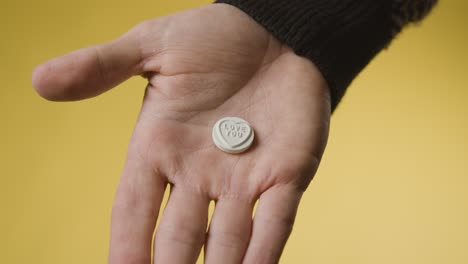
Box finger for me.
[32,28,144,101]
[153,185,209,264]
[108,153,166,264]
[242,186,303,264]
[204,198,254,264]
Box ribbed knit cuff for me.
[214,0,395,111]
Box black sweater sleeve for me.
[214,0,437,111]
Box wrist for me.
[215,0,436,112]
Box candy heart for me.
[218,119,251,148]
[212,117,254,154]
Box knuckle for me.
[207,228,249,249]
[156,223,205,246]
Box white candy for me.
[212,117,254,154]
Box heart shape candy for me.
[212,117,254,154]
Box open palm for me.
[33,4,331,264]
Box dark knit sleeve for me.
[214,0,437,111]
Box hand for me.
[32,4,331,264]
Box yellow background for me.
[1,0,467,263]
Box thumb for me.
[32,26,148,101]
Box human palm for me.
[33,4,330,264]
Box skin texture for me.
[32,4,331,264]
